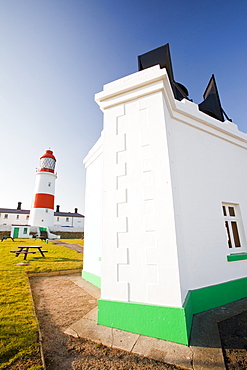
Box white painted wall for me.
[0,212,84,230]
[0,213,29,225]
[92,66,183,307]
[0,225,11,232]
[165,99,247,301]
[84,65,247,310]
[29,208,54,228]
[83,134,103,280]
[54,216,84,228]
[50,225,84,233]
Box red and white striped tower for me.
[29,150,57,228]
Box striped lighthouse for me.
[29,149,57,228]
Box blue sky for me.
[0,0,246,213]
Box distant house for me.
[0,202,84,231]
[0,203,30,226]
[54,206,84,228]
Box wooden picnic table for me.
[10,246,48,260]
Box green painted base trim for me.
[82,270,101,288]
[227,253,247,262]
[98,299,189,345]
[98,277,247,345]
[190,277,247,314]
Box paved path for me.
[51,240,83,253]
[64,276,247,370]
[45,241,247,369]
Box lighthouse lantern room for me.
[29,150,57,228]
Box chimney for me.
[17,202,22,210]
[56,205,60,212]
[75,208,78,213]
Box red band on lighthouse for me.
[33,193,55,209]
[40,168,55,173]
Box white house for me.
[54,206,84,228]
[0,203,30,226]
[83,58,247,345]
[0,202,84,233]
[10,225,31,239]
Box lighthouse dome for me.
[40,150,56,173]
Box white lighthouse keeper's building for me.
[29,150,57,228]
[83,64,247,346]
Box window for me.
[16,215,19,220]
[222,203,243,250]
[23,228,28,234]
[4,214,8,219]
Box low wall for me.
[51,231,84,239]
[0,230,11,238]
[0,227,84,239]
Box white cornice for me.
[95,65,247,149]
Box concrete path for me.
[51,240,83,253]
[64,275,247,370]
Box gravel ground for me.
[21,241,246,370]
[29,274,180,370]
[218,310,247,369]
[6,240,246,369]
[27,273,247,370]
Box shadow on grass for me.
[32,257,81,262]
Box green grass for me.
[0,239,83,369]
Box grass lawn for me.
[0,238,83,369]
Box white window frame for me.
[222,203,245,252]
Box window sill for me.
[227,253,247,262]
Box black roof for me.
[11,224,30,226]
[0,208,84,218]
[0,208,29,214]
[54,212,84,218]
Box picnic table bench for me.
[1,235,14,242]
[10,246,48,260]
[32,236,48,241]
[32,231,48,241]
